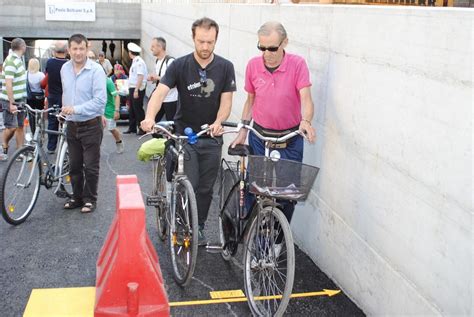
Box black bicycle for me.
[143,121,211,286]
[215,121,319,316]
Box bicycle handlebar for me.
[139,121,211,141]
[13,102,61,115]
[221,121,304,143]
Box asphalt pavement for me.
[0,123,364,316]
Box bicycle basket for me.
[247,155,319,201]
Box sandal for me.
[64,199,83,210]
[81,202,96,214]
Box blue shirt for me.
[60,58,106,122]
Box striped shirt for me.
[0,52,27,101]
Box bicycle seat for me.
[228,144,250,157]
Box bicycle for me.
[0,103,72,225]
[143,121,211,286]
[215,121,320,316]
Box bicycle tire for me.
[169,177,198,286]
[243,205,295,317]
[153,157,168,241]
[219,168,239,261]
[0,146,41,225]
[57,144,73,197]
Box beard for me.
[196,49,213,60]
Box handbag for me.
[26,73,45,100]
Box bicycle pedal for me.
[205,243,223,254]
[146,195,161,206]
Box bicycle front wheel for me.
[169,177,198,286]
[152,157,168,241]
[243,206,295,317]
[0,146,41,225]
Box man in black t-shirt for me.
[142,17,236,246]
[45,40,68,153]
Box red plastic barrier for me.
[95,175,170,317]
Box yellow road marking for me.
[170,289,341,307]
[24,287,95,317]
[24,286,340,314]
[210,289,245,299]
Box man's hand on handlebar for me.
[231,129,248,148]
[299,120,316,143]
[140,118,155,132]
[61,106,75,116]
[9,103,17,113]
[208,121,224,137]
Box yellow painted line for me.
[210,289,245,299]
[23,287,95,317]
[169,289,341,307]
[24,286,341,314]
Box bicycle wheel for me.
[0,146,41,225]
[219,167,239,261]
[57,144,73,197]
[243,205,295,317]
[152,157,168,241]
[169,177,198,286]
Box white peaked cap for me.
[127,42,142,53]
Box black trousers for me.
[26,97,44,134]
[47,94,62,151]
[66,117,103,204]
[128,88,145,132]
[183,138,222,227]
[154,100,178,122]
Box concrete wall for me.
[0,0,141,39]
[142,3,472,315]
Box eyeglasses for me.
[257,40,284,52]
[199,69,207,88]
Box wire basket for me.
[247,155,319,201]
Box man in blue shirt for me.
[61,33,106,213]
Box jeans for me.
[47,94,62,151]
[248,131,304,225]
[66,117,103,204]
[183,138,222,227]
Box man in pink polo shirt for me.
[232,21,315,235]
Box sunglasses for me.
[257,40,284,52]
[199,69,207,88]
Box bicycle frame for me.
[16,103,69,194]
[219,122,303,246]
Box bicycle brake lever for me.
[138,132,153,140]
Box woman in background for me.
[26,58,45,134]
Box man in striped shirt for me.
[0,38,27,161]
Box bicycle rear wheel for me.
[0,146,41,225]
[169,177,198,286]
[152,157,168,241]
[243,205,295,317]
[219,167,239,261]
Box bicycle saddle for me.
[228,144,250,157]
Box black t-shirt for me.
[160,53,236,134]
[46,57,68,96]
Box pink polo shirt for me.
[244,53,311,130]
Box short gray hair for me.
[11,38,26,51]
[257,21,287,41]
[54,40,68,53]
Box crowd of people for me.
[0,18,315,244]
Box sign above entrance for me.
[45,1,96,22]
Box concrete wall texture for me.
[141,3,472,315]
[0,0,141,39]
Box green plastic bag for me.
[137,138,166,162]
